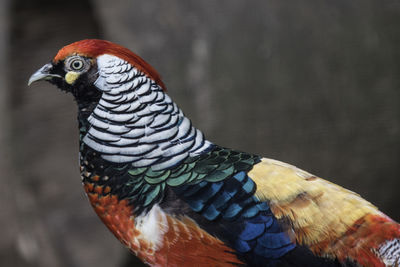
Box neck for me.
[79,75,212,171]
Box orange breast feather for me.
[84,181,241,267]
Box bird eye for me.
[70,59,84,71]
[65,56,88,72]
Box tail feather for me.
[376,234,400,266]
[326,213,400,267]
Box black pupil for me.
[73,60,82,69]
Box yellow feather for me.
[248,158,379,247]
[65,71,80,85]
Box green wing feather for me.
[124,146,260,212]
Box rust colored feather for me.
[83,182,241,266]
[155,215,242,267]
[312,213,400,267]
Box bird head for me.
[28,39,165,107]
[27,39,209,167]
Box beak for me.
[28,63,62,86]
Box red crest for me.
[54,39,166,90]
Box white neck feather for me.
[83,54,212,170]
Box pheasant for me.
[29,39,400,267]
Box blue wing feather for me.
[173,171,296,262]
[162,147,354,266]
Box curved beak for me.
[28,63,62,86]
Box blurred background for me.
[0,0,399,266]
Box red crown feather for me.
[53,39,166,90]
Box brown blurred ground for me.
[1,0,399,266]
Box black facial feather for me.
[48,58,102,112]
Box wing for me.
[125,147,400,266]
[99,146,297,265]
[248,158,400,267]
[115,146,351,266]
